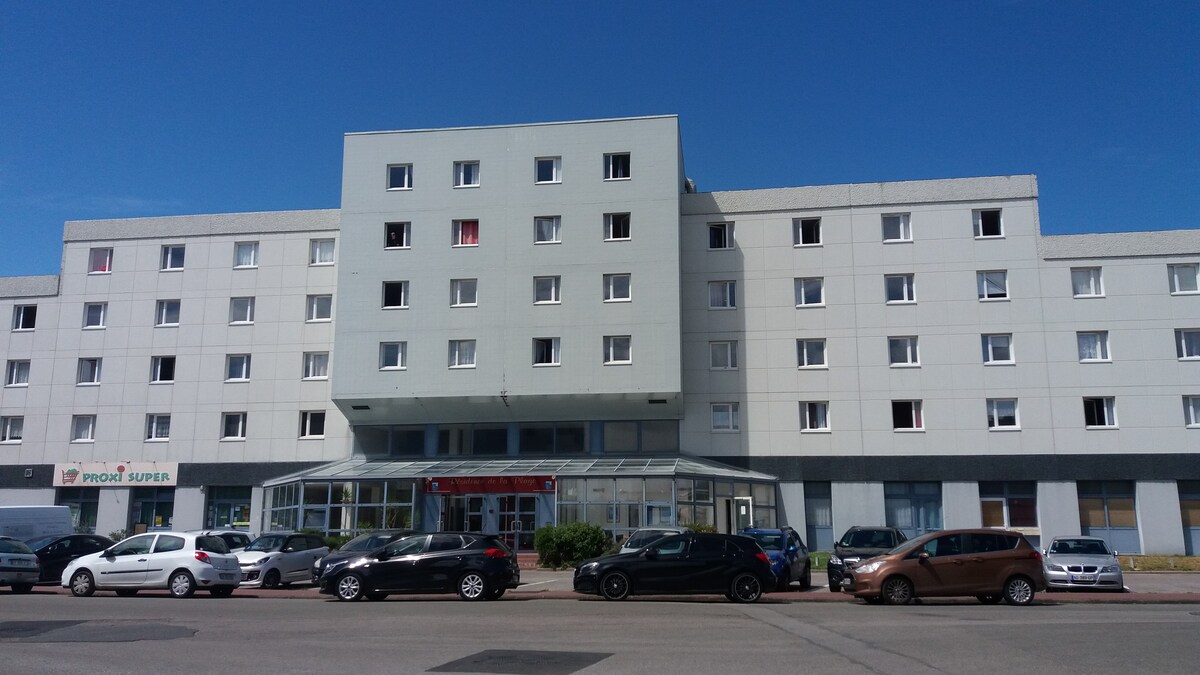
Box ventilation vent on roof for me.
[351,405,370,410]
[648,399,667,405]
[684,178,697,193]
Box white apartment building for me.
[1,116,1197,554]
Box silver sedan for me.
[1042,536,1124,591]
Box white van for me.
[0,506,75,539]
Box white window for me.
[534,276,561,304]
[233,241,259,268]
[892,400,924,430]
[310,239,335,265]
[448,340,477,368]
[222,413,247,440]
[604,152,630,180]
[711,403,739,431]
[150,356,176,383]
[71,415,96,442]
[882,213,912,242]
[888,336,919,366]
[306,295,332,321]
[885,274,916,303]
[1185,396,1200,428]
[710,341,738,370]
[0,416,22,442]
[708,223,734,250]
[452,219,480,246]
[160,245,185,270]
[987,399,1019,429]
[5,360,30,386]
[534,216,561,244]
[146,414,171,440]
[1071,267,1104,297]
[299,411,326,438]
[793,218,821,246]
[303,352,329,379]
[794,277,825,307]
[77,358,101,385]
[380,342,407,370]
[1168,263,1199,294]
[604,213,631,241]
[708,281,736,309]
[454,161,480,187]
[1077,332,1110,362]
[229,297,255,324]
[83,302,107,329]
[1083,397,1117,428]
[1177,329,1200,359]
[797,339,827,368]
[800,401,830,431]
[603,274,631,302]
[382,282,409,309]
[982,334,1014,364]
[603,335,631,364]
[535,157,561,184]
[11,305,36,330]
[977,270,1009,300]
[973,209,1003,238]
[226,354,251,381]
[386,222,411,248]
[450,279,478,307]
[89,247,112,273]
[532,337,560,366]
[387,163,413,190]
[155,299,180,326]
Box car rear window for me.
[221,534,250,549]
[153,535,186,553]
[196,536,230,553]
[0,539,33,554]
[970,533,1019,553]
[625,530,673,549]
[746,532,785,551]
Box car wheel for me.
[881,576,914,605]
[210,587,234,598]
[730,572,764,603]
[114,588,139,597]
[70,570,96,597]
[1003,575,1036,606]
[487,587,506,600]
[457,572,488,601]
[776,567,791,592]
[169,570,196,598]
[11,583,34,594]
[976,594,1003,604]
[600,571,631,600]
[335,573,365,601]
[262,569,281,589]
[365,593,388,601]
[801,563,812,590]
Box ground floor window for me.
[264,480,416,535]
[885,482,942,539]
[56,487,99,534]
[1179,480,1200,556]
[979,480,1038,543]
[130,487,175,533]
[205,486,252,530]
[804,481,833,551]
[673,478,715,529]
[1078,480,1139,554]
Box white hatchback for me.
[62,532,240,598]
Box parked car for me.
[827,526,907,592]
[238,532,328,588]
[618,527,691,554]
[61,532,239,598]
[574,532,775,603]
[0,535,40,593]
[312,529,417,583]
[1042,536,1124,592]
[188,529,252,553]
[23,533,114,583]
[845,528,1045,606]
[741,526,811,591]
[317,532,520,602]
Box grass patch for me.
[1120,555,1200,572]
[809,551,830,569]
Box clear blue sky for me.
[1,1,1197,277]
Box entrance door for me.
[440,496,485,531]
[498,495,536,552]
[733,496,753,531]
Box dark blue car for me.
[741,527,811,591]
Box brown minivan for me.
[845,528,1046,605]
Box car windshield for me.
[1050,538,1111,555]
[245,534,287,552]
[341,533,397,552]
[0,539,33,554]
[624,530,674,549]
[24,535,60,550]
[746,532,785,551]
[839,530,895,548]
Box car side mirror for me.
[102,548,116,558]
[787,545,797,552]
[1113,551,1119,557]
[917,551,930,562]
[376,550,391,561]
[643,549,659,560]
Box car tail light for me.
[1028,550,1042,562]
[485,548,510,559]
[755,552,770,566]
[195,551,212,565]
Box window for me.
[1185,396,1200,428]
[233,242,258,268]
[982,334,1014,364]
[448,340,476,368]
[1168,263,1199,294]
[1083,397,1117,428]
[306,295,332,321]
[793,218,821,246]
[800,401,830,431]
[977,270,1009,300]
[794,277,824,306]
[11,305,36,330]
[882,213,911,242]
[708,223,733,250]
[387,164,412,190]
[146,414,171,440]
[708,281,736,309]
[77,358,101,385]
[710,341,738,370]
[0,416,21,442]
[533,276,561,304]
[604,152,630,180]
[603,335,631,364]
[382,281,409,309]
[302,352,329,379]
[219,413,247,440]
[150,356,176,383]
[980,482,1038,529]
[453,161,480,187]
[299,411,326,438]
[380,342,407,370]
[605,213,631,240]
[160,245,185,270]
[987,399,1019,429]
[385,222,411,249]
[229,297,255,324]
[226,354,251,381]
[155,299,180,326]
[1176,329,1200,359]
[5,360,30,386]
[885,274,915,303]
[603,274,631,302]
[973,209,1003,237]
[452,219,480,246]
[1077,331,1110,362]
[83,302,107,328]
[892,401,924,430]
[450,279,477,307]
[535,157,561,184]
[1071,267,1103,297]
[89,247,112,273]
[309,239,335,265]
[534,216,561,244]
[532,337,560,366]
[711,403,739,431]
[797,339,827,368]
[888,336,919,366]
[72,415,96,442]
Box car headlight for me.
[1101,565,1120,573]
[577,562,599,574]
[245,556,271,567]
[854,561,884,575]
[829,555,842,565]
[1045,564,1065,572]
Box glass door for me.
[498,494,537,552]
[441,495,485,532]
[733,496,753,531]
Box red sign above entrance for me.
[424,476,556,494]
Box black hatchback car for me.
[827,526,907,592]
[318,532,519,602]
[573,532,775,603]
[23,533,115,584]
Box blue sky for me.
[1,1,1197,276]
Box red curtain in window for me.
[461,220,479,245]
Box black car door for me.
[686,535,735,591]
[38,537,72,582]
[411,534,469,592]
[629,535,693,592]
[370,535,429,592]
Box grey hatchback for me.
[0,536,40,593]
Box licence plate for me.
[6,559,33,567]
[220,573,235,581]
[1070,574,1096,582]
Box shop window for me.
[1078,480,1139,553]
[979,481,1038,541]
[130,487,175,533]
[57,487,100,533]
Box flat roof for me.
[345,114,678,137]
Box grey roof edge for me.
[63,208,341,242]
[345,114,679,137]
[1039,229,1200,260]
[0,275,61,298]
